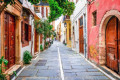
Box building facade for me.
[21,0,40,62]
[0,0,41,79]
[0,0,22,77]
[87,0,120,75]
[64,15,72,48]
[71,0,88,57]
[34,1,51,49]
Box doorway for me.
[106,16,119,73]
[4,12,15,68]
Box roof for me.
[23,6,40,19]
[36,0,49,6]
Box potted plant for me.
[23,51,32,64]
[40,45,44,51]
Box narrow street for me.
[16,41,110,80]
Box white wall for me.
[71,0,87,55]
[21,1,36,60]
[61,22,65,43]
[36,6,50,19]
[20,15,35,60]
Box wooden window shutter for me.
[46,7,48,17]
[42,7,44,17]
[21,21,24,43]
[28,25,31,41]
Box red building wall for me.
[87,0,120,64]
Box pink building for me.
[87,0,120,75]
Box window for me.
[34,6,40,13]
[92,11,97,26]
[79,17,83,26]
[21,21,31,47]
[25,24,29,41]
[35,7,38,9]
[46,7,48,17]
[41,7,44,17]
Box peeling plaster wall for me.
[87,0,120,64]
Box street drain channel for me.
[35,60,47,66]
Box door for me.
[40,34,43,44]
[34,30,37,53]
[4,12,15,68]
[106,16,118,72]
[79,26,84,53]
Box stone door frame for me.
[99,10,120,66]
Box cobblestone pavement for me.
[16,41,110,80]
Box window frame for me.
[21,20,30,47]
[92,11,97,26]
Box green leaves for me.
[47,0,75,22]
[13,71,17,77]
[23,51,32,64]
[48,0,63,22]
[0,56,8,80]
[2,59,8,66]
[34,19,54,40]
[63,2,75,16]
[40,45,44,51]
[0,56,8,66]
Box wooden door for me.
[118,19,120,73]
[34,30,37,53]
[40,34,43,44]
[79,26,84,53]
[4,12,15,68]
[106,16,118,72]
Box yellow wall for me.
[65,20,71,48]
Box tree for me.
[48,0,75,22]
[0,0,75,22]
[0,0,41,14]
[34,19,54,40]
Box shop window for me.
[92,11,97,26]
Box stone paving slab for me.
[16,41,110,80]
